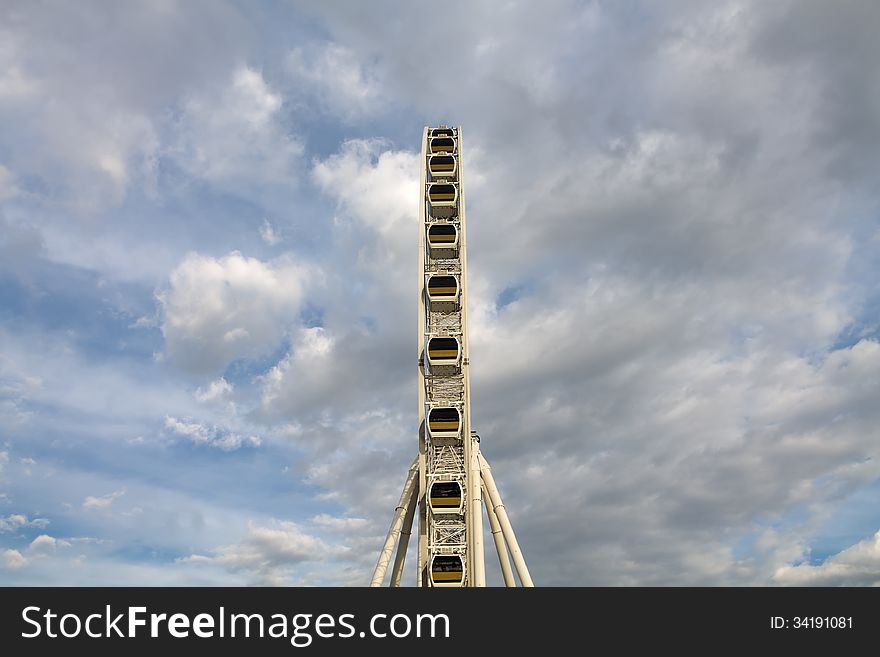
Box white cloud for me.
[259,219,282,246]
[195,378,234,405]
[0,28,158,211]
[171,66,302,184]
[0,1,259,213]
[0,360,39,429]
[19,456,36,476]
[312,139,418,235]
[0,514,50,533]
[83,490,126,510]
[311,514,369,532]
[260,327,335,417]
[180,520,339,585]
[286,43,384,119]
[158,251,307,374]
[773,531,880,586]
[28,534,71,553]
[257,324,409,434]
[0,326,198,438]
[164,416,260,451]
[2,548,27,570]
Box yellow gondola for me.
[428,183,457,218]
[429,481,463,514]
[429,183,456,201]
[430,555,464,587]
[427,406,460,441]
[427,275,460,310]
[427,223,459,258]
[427,336,460,373]
[429,136,456,154]
[429,154,457,180]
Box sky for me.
[1,0,879,586]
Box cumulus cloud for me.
[311,514,369,532]
[181,520,340,585]
[83,490,126,510]
[0,3,192,211]
[164,416,260,451]
[256,140,421,423]
[258,326,415,459]
[158,251,307,374]
[259,219,282,246]
[2,548,27,570]
[773,531,880,586]
[286,43,384,119]
[0,514,50,533]
[260,327,337,418]
[2,534,82,572]
[28,534,71,553]
[195,378,234,405]
[0,15,291,209]
[313,139,418,236]
[171,66,302,184]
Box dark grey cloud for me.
[751,0,880,186]
[279,0,880,585]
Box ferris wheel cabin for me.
[426,274,460,311]
[427,406,461,441]
[430,554,465,587]
[429,480,464,515]
[426,336,461,373]
[429,136,456,155]
[428,183,457,218]
[429,154,457,180]
[427,223,459,258]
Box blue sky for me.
[1,0,879,585]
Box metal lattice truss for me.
[371,127,534,588]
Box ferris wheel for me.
[371,127,533,587]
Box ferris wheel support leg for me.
[478,453,534,587]
[390,474,419,587]
[483,481,516,587]
[470,442,486,587]
[371,458,419,587]
[417,439,428,587]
